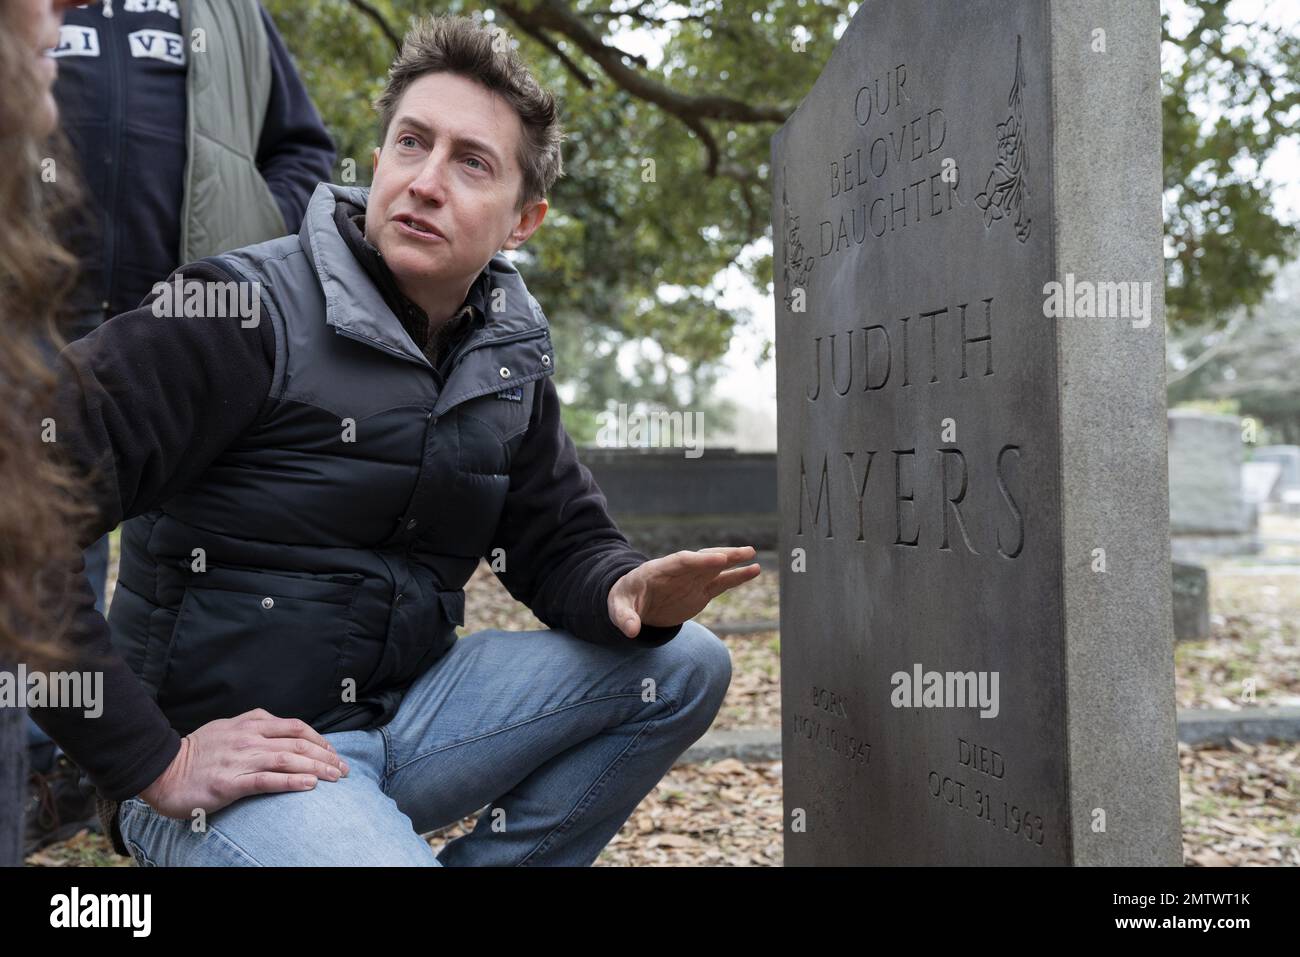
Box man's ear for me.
[372,147,381,175]
[501,199,548,251]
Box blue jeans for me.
[117,619,730,866]
[26,534,110,774]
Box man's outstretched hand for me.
[608,545,762,639]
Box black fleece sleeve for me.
[26,260,277,802]
[254,3,336,232]
[486,375,683,649]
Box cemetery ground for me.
[26,528,1299,867]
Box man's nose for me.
[408,151,450,205]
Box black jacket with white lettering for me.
[52,0,335,339]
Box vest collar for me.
[298,182,549,372]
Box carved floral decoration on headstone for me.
[782,167,815,311]
[975,35,1032,243]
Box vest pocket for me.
[437,588,465,626]
[371,571,463,694]
[157,566,361,735]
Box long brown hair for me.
[0,3,97,669]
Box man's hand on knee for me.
[137,708,350,819]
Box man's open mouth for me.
[398,217,442,238]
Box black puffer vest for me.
[107,183,556,736]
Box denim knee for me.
[668,619,732,727]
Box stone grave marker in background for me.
[1171,562,1211,643]
[1241,461,1283,507]
[1251,445,1300,500]
[1167,410,1256,559]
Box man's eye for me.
[398,135,420,148]
[466,156,488,171]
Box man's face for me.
[367,71,547,308]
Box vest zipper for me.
[331,325,432,370]
[333,323,549,374]
[448,325,548,367]
[101,5,122,321]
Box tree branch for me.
[1167,309,1248,386]
[345,0,403,53]
[494,0,788,177]
[507,16,596,88]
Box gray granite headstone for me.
[1241,461,1283,506]
[1251,445,1300,493]
[1171,562,1211,643]
[1167,410,1249,534]
[772,0,1180,864]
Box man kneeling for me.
[32,13,759,866]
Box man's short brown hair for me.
[374,14,564,211]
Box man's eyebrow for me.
[392,115,504,167]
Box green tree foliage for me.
[1162,0,1299,326]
